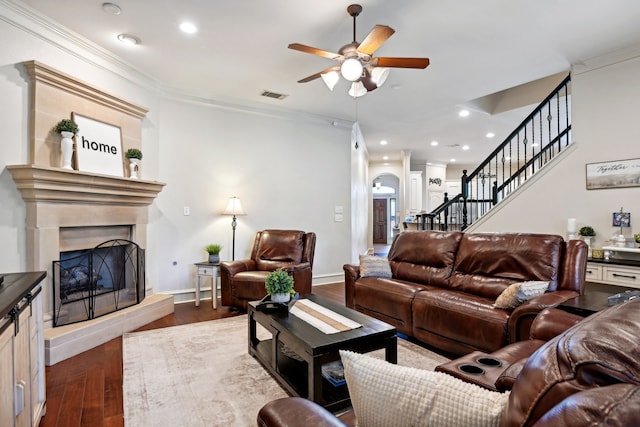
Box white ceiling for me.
[19,0,640,165]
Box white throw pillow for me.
[494,281,550,309]
[359,255,392,278]
[340,350,509,427]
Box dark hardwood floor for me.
[40,283,345,427]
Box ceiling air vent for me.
[261,90,288,100]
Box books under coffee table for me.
[248,294,397,412]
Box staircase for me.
[416,74,572,231]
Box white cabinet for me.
[0,273,46,427]
[409,171,423,213]
[587,262,640,289]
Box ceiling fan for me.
[288,4,430,97]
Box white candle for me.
[567,218,577,233]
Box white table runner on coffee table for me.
[289,299,362,334]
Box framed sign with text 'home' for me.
[72,113,124,177]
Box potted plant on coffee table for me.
[265,268,295,303]
[205,244,222,263]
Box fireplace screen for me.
[52,239,145,327]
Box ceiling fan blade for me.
[297,66,341,83]
[357,25,395,55]
[288,43,342,60]
[373,57,430,69]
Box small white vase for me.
[60,131,74,170]
[582,236,592,257]
[271,293,290,303]
[128,158,139,179]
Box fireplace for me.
[7,61,171,365]
[53,239,145,327]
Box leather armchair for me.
[220,230,316,310]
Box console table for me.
[586,248,640,289]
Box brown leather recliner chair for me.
[220,230,316,310]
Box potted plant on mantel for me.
[125,148,143,179]
[205,244,222,263]
[54,119,79,170]
[265,268,295,303]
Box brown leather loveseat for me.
[345,231,588,356]
[257,297,640,427]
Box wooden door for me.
[373,199,388,244]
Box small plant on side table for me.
[205,244,222,263]
[265,268,295,303]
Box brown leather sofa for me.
[345,231,588,356]
[220,229,316,310]
[257,298,640,427]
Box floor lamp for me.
[223,196,246,260]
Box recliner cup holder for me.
[476,357,502,367]
[458,364,485,375]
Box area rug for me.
[123,315,449,427]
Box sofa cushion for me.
[359,255,392,278]
[449,233,563,299]
[412,289,509,355]
[388,231,462,287]
[494,281,550,309]
[354,277,433,336]
[340,350,509,427]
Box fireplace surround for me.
[8,60,171,364]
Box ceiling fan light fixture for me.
[341,58,363,82]
[348,81,367,98]
[371,67,390,87]
[320,71,340,91]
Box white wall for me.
[473,48,640,248]
[0,5,352,304]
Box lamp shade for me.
[321,71,340,91]
[348,81,367,98]
[341,58,363,82]
[371,67,390,87]
[223,196,246,216]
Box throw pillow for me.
[340,350,509,427]
[494,281,550,309]
[359,255,392,278]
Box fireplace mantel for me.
[8,164,165,205]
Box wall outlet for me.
[183,206,190,216]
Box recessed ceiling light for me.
[458,109,470,117]
[485,132,495,138]
[450,158,456,162]
[383,156,389,160]
[102,2,121,15]
[380,140,388,145]
[383,162,389,166]
[462,145,470,150]
[430,140,438,146]
[179,22,198,34]
[117,33,140,46]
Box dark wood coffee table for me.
[248,294,397,412]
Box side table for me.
[194,262,220,309]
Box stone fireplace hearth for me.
[8,61,172,365]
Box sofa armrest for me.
[557,239,588,293]
[508,290,579,342]
[288,262,313,294]
[343,264,361,308]
[219,259,256,277]
[257,397,348,427]
[529,308,583,341]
